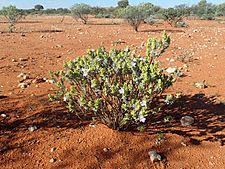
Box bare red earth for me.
[0,16,225,169]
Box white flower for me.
[139,57,145,61]
[140,100,147,107]
[119,88,124,94]
[131,61,136,67]
[139,111,146,123]
[139,114,146,123]
[63,96,68,102]
[81,68,89,77]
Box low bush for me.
[49,32,175,130]
[144,16,162,25]
[175,21,189,27]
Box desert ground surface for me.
[0,16,225,169]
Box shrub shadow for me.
[0,30,64,34]
[140,28,185,33]
[146,94,225,145]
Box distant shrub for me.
[123,6,145,31]
[161,8,183,27]
[71,3,91,24]
[200,14,215,20]
[49,32,175,131]
[117,0,129,8]
[175,21,188,27]
[1,5,23,33]
[144,16,162,25]
[96,13,111,18]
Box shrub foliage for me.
[49,32,175,130]
[1,5,23,32]
[70,3,91,24]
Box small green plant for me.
[1,5,23,33]
[155,132,165,145]
[49,32,175,130]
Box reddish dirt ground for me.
[0,16,225,169]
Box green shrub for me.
[123,6,145,31]
[70,3,91,24]
[175,21,188,27]
[117,0,129,8]
[161,8,183,27]
[1,5,23,33]
[49,32,175,130]
[200,13,215,20]
[96,13,111,18]
[144,16,162,25]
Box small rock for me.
[148,150,161,163]
[89,124,95,128]
[181,141,188,146]
[40,35,44,38]
[18,83,27,89]
[49,158,56,163]
[166,67,177,74]
[23,75,29,80]
[32,78,45,84]
[19,58,28,61]
[28,126,37,132]
[194,81,207,89]
[17,73,25,78]
[1,114,7,118]
[56,44,63,48]
[180,116,194,126]
[50,147,56,152]
[12,59,17,62]
[103,148,110,152]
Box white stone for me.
[166,67,177,74]
[1,114,7,118]
[148,150,161,163]
[28,126,37,132]
[180,116,194,126]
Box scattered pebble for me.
[50,147,56,152]
[19,58,28,61]
[180,116,194,126]
[103,148,110,152]
[28,126,37,132]
[194,81,207,89]
[49,158,56,163]
[1,113,7,118]
[18,82,27,89]
[148,150,161,163]
[17,73,25,78]
[166,67,177,74]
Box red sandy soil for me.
[0,16,225,169]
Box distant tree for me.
[191,0,216,19]
[162,8,183,27]
[123,6,145,31]
[118,0,129,8]
[138,3,154,18]
[71,3,91,24]
[216,3,225,16]
[34,4,44,11]
[175,4,191,16]
[1,5,23,32]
